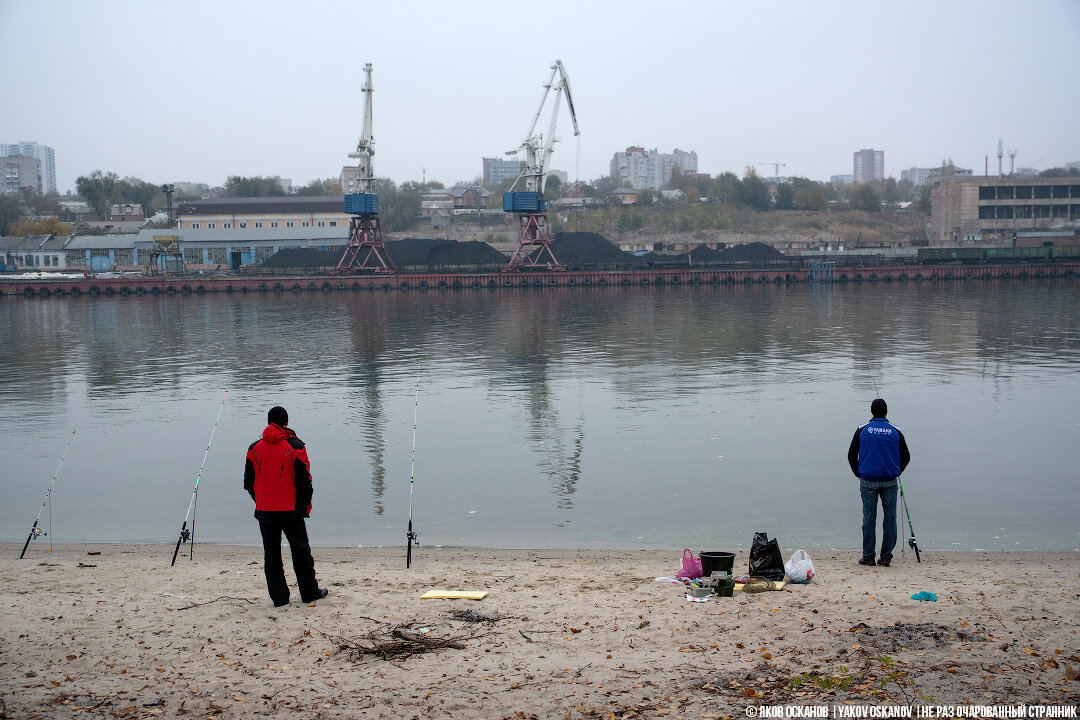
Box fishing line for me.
[171,389,229,566]
[866,358,881,397]
[406,358,420,568]
[20,428,76,559]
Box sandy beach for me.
[1,543,1077,718]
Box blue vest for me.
[857,418,901,480]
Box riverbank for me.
[1,544,1076,718]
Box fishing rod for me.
[171,389,229,566]
[865,359,921,562]
[20,429,76,559]
[406,358,420,568]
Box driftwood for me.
[392,628,467,649]
[449,609,511,624]
[326,624,475,662]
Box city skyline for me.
[1,1,1078,194]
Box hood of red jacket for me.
[262,423,296,444]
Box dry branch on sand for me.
[325,623,478,662]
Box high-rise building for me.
[852,148,884,184]
[610,147,698,191]
[1,141,56,194]
[482,157,523,187]
[1,156,42,195]
[902,165,973,187]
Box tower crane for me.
[503,60,580,272]
[748,161,787,179]
[336,63,396,274]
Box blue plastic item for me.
[910,591,937,602]
[345,193,379,215]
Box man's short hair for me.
[268,406,289,426]
[870,399,887,418]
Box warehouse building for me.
[928,175,1080,245]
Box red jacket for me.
[244,424,313,515]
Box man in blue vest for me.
[847,399,911,567]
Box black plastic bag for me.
[749,532,785,581]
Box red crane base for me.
[504,213,564,272]
[336,216,397,274]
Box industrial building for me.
[928,175,1080,245]
[0,226,349,272]
[174,196,351,230]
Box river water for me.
[2,281,1078,553]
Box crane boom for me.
[508,60,580,194]
[749,161,787,179]
[349,63,375,193]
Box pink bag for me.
[679,549,703,579]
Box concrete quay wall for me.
[2,263,1077,299]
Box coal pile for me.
[384,238,451,266]
[719,242,784,262]
[660,242,785,266]
[263,238,507,270]
[425,241,507,266]
[551,232,644,268]
[262,248,341,268]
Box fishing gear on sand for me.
[899,479,921,562]
[406,358,420,568]
[19,429,76,559]
[171,389,229,566]
[865,358,922,562]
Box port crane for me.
[503,60,580,272]
[748,161,787,179]
[337,63,396,274]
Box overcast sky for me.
[2,0,1078,193]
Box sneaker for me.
[878,556,892,567]
[303,588,329,603]
[273,599,290,608]
[858,556,876,566]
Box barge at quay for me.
[2,261,1078,299]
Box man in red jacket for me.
[244,406,327,606]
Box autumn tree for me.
[850,183,881,212]
[12,217,71,235]
[739,169,772,211]
[774,182,795,210]
[0,194,22,235]
[296,177,342,196]
[373,178,420,232]
[224,175,286,197]
[76,170,122,218]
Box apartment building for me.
[853,149,884,183]
[610,147,698,191]
[0,141,56,194]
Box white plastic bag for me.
[784,550,815,583]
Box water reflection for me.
[3,280,1079,549]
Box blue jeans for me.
[860,479,898,559]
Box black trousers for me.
[257,513,319,605]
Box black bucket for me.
[700,551,736,577]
